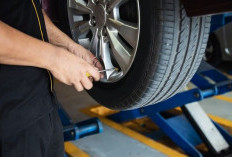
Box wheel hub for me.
[93,4,106,28]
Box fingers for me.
[81,76,93,90]
[88,76,94,82]
[92,57,103,69]
[86,65,101,81]
[95,61,104,79]
[73,59,99,92]
[52,47,102,92]
[74,73,93,91]
[73,82,84,92]
[73,78,93,92]
[92,57,104,79]
[95,61,103,70]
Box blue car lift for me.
[59,108,103,157]
[58,61,232,157]
[58,106,103,157]
[106,61,232,157]
[210,12,232,32]
[58,108,103,142]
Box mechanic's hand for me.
[68,43,104,77]
[50,47,101,92]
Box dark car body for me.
[181,0,232,16]
[42,0,232,22]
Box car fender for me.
[43,0,232,19]
[181,0,232,17]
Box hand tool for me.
[86,68,118,77]
[98,68,119,73]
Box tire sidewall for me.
[88,0,159,109]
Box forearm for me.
[0,21,58,70]
[0,21,100,91]
[42,11,103,73]
[42,10,75,49]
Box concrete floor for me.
[200,92,232,121]
[54,78,232,157]
[55,82,168,157]
[54,82,96,122]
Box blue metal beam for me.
[107,62,232,157]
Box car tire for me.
[57,0,211,110]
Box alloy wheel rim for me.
[67,0,140,82]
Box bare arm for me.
[0,21,56,68]
[0,21,100,91]
[42,10,103,71]
[42,10,74,49]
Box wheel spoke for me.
[89,28,99,56]
[108,0,128,11]
[99,35,115,79]
[68,0,92,14]
[67,0,140,82]
[71,21,90,36]
[107,18,138,48]
[107,28,132,72]
[78,38,91,49]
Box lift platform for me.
[59,61,232,157]
[58,106,103,157]
[58,107,103,142]
[104,61,232,157]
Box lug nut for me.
[94,0,99,4]
[90,17,96,26]
[102,27,107,36]
[106,5,111,14]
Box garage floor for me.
[54,77,232,157]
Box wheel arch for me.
[181,0,232,17]
[42,0,232,20]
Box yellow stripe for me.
[80,105,232,156]
[31,0,53,91]
[47,71,53,91]
[65,142,90,157]
[31,0,44,41]
[209,114,232,128]
[209,114,232,135]
[211,95,232,132]
[80,106,187,157]
[222,72,232,79]
[214,95,232,103]
[172,107,232,133]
